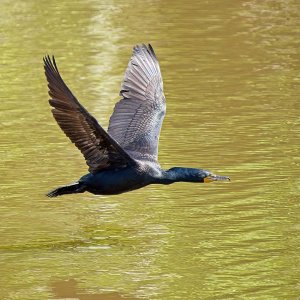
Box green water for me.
[1,0,300,299]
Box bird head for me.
[166,167,230,183]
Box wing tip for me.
[43,54,59,73]
[148,43,156,58]
[132,43,157,59]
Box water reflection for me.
[51,279,137,300]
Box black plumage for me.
[44,44,229,197]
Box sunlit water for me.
[1,0,300,299]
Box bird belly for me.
[81,168,150,195]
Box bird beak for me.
[204,174,230,183]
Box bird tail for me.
[46,182,86,197]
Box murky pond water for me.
[1,0,300,299]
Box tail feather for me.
[47,182,86,197]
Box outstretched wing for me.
[108,44,166,163]
[44,55,135,173]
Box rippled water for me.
[1,0,300,299]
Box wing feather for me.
[44,55,135,173]
[108,44,166,163]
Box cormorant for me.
[44,44,230,197]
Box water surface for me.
[1,0,300,299]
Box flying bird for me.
[44,44,230,197]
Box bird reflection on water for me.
[44,44,229,198]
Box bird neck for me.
[158,167,204,184]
